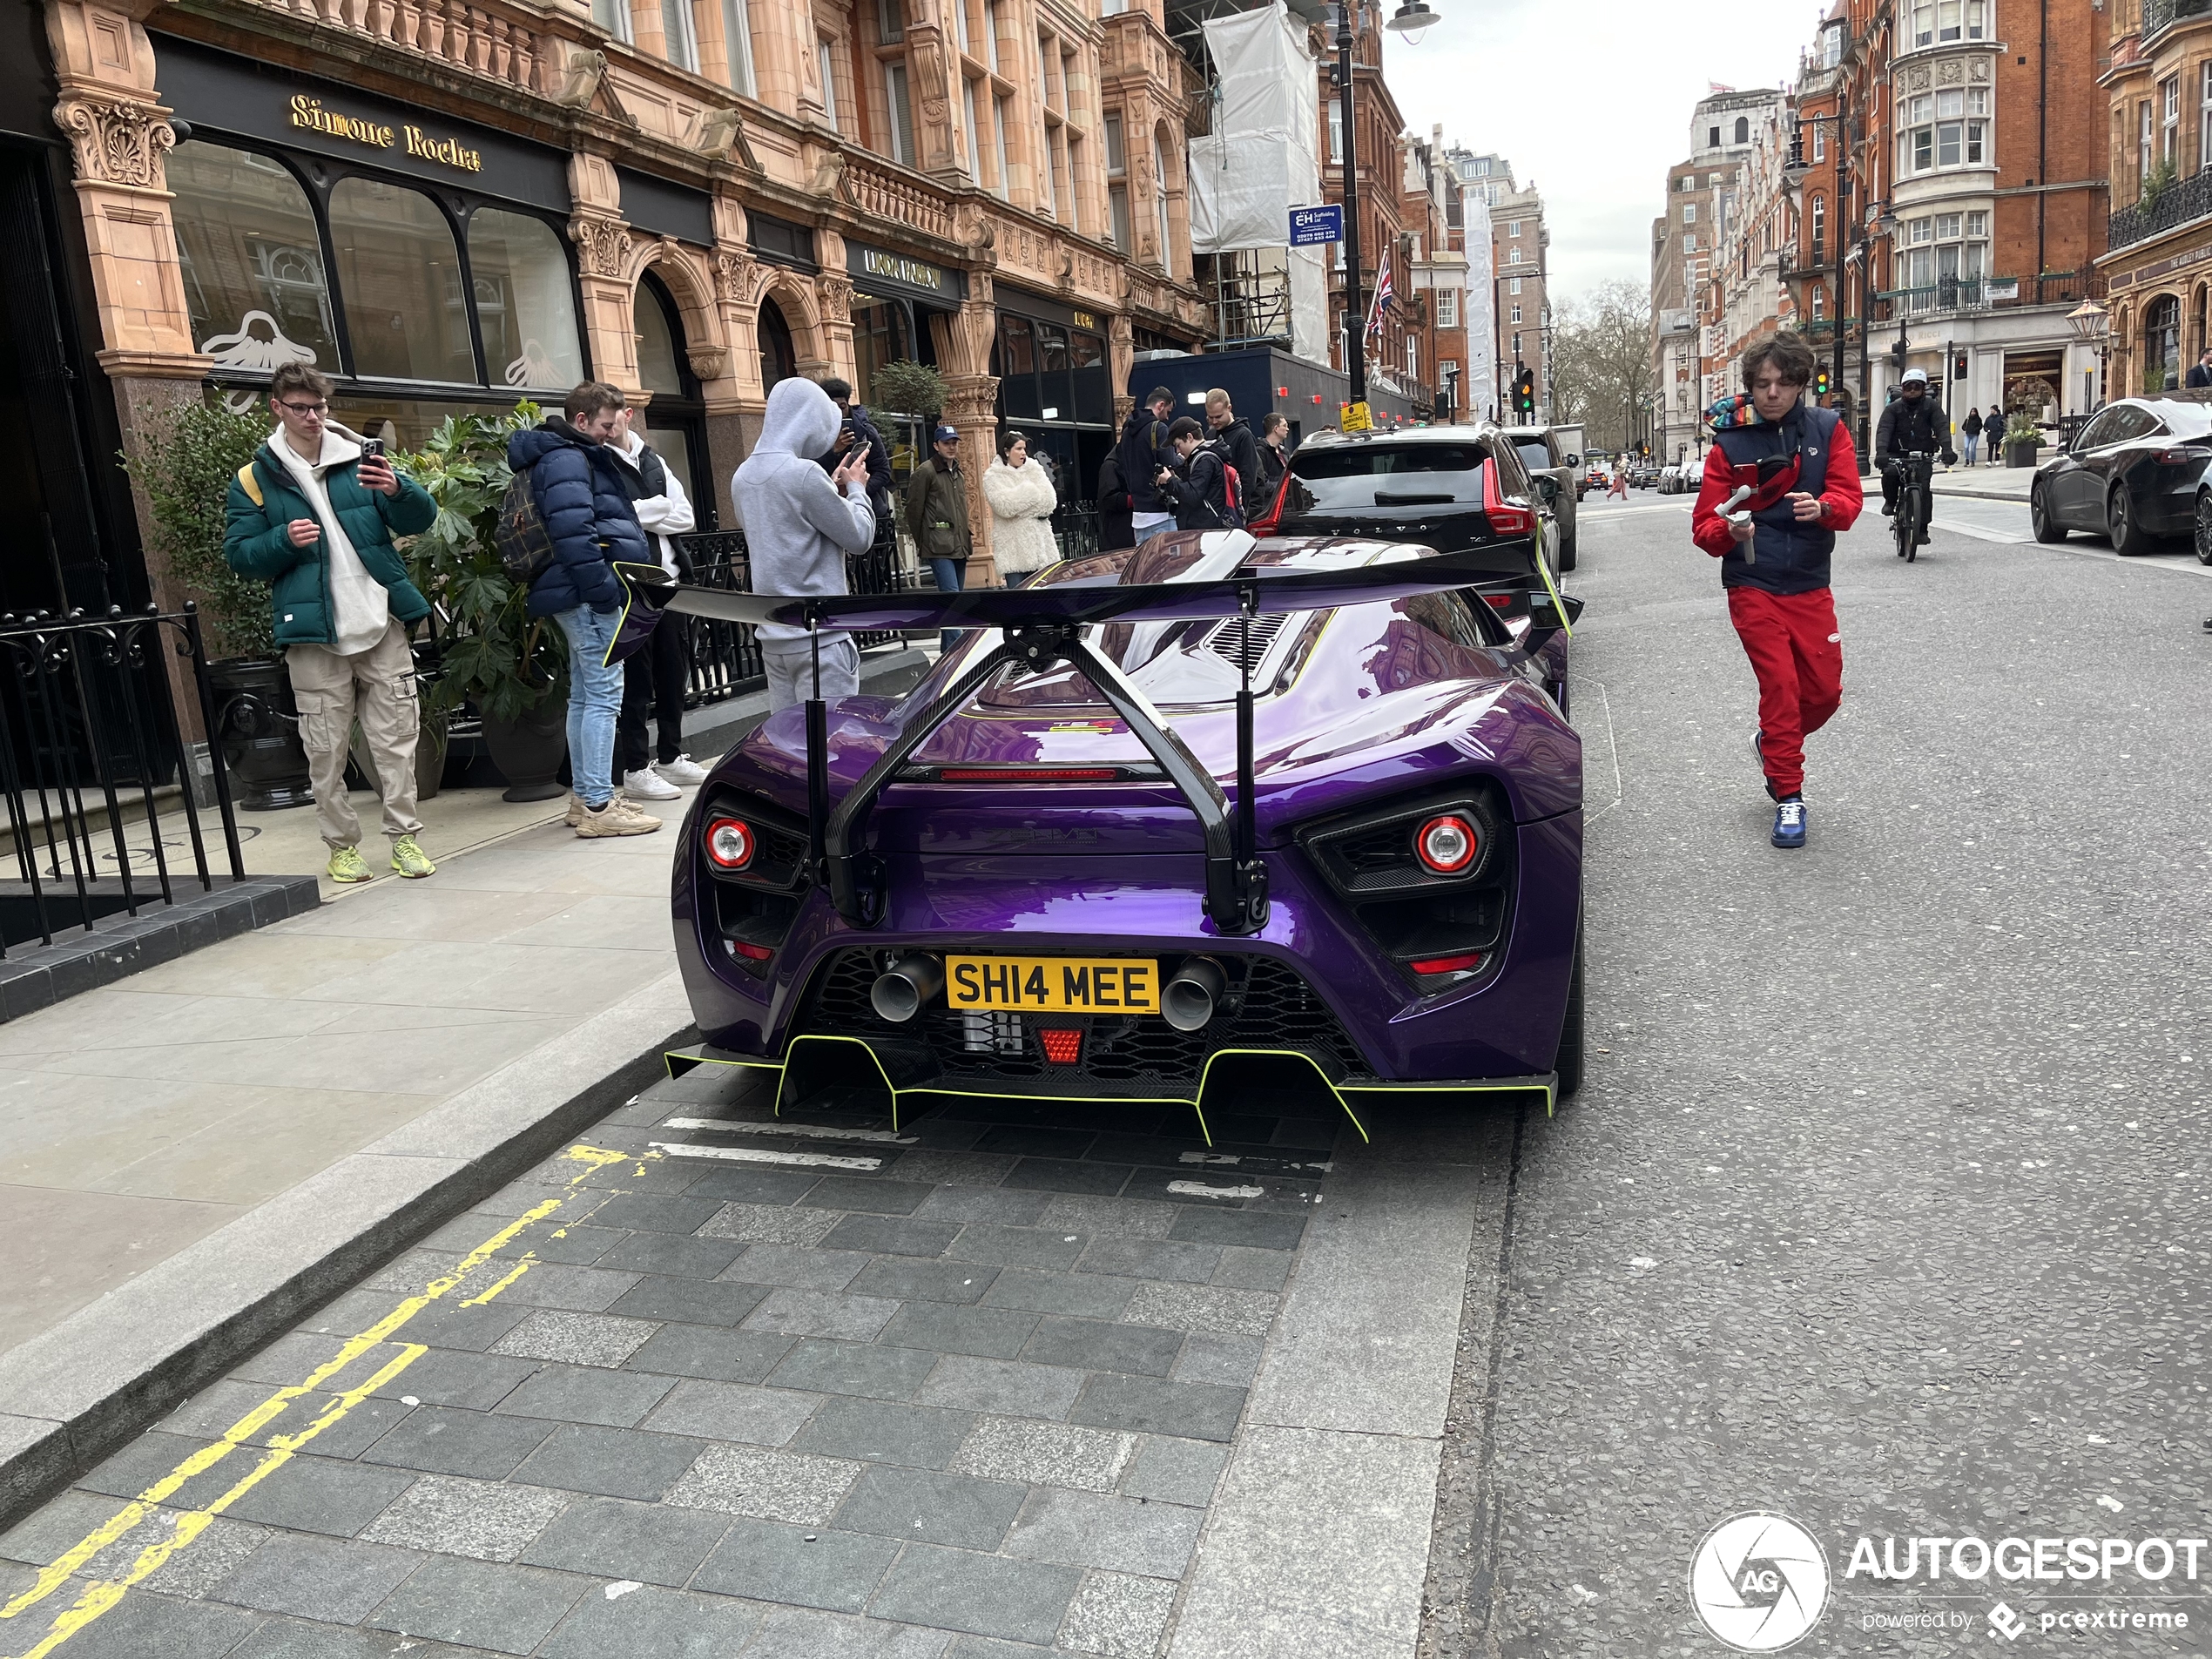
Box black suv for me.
[1249,422,1561,616]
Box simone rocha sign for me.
[288,95,484,173]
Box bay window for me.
[1905,88,1988,173]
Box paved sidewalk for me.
[0,1070,1497,1659]
[1932,462,2035,501]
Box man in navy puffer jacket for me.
[507,383,661,837]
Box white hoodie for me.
[266,421,388,656]
[610,428,697,578]
[731,380,875,644]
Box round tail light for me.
[705,817,755,869]
[1414,813,1478,874]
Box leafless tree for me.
[1550,279,1656,455]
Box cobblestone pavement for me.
[0,1065,1383,1658]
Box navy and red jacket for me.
[1691,401,1864,596]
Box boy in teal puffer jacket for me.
[224,363,440,885]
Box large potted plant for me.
[399,406,571,801]
[125,397,315,810]
[2004,377,2058,468]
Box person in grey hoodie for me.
[732,378,877,711]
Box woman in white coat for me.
[982,430,1062,587]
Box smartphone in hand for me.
[361,437,386,463]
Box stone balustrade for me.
[841,154,957,243]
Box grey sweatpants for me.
[762,636,860,712]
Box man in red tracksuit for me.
[1692,332,1865,849]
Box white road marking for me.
[1166,1179,1267,1199]
[650,1141,883,1170]
[1177,1151,1333,1171]
[659,1116,916,1143]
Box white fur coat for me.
[982,457,1062,573]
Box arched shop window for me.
[632,274,705,513]
[166,141,339,387]
[469,208,585,391]
[2146,294,2182,392]
[852,300,910,409]
[329,178,476,384]
[165,137,592,442]
[636,277,686,394]
[758,299,798,388]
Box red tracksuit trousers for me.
[1729,585,1842,799]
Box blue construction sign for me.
[1289,205,1344,246]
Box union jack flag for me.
[1365,244,1395,341]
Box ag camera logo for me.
[1689,1513,1831,1651]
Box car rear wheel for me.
[2195,491,2212,565]
[2108,485,2155,557]
[1553,911,1584,1101]
[2030,480,2067,543]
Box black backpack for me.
[496,465,556,585]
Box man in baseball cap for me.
[903,424,972,654]
[1875,367,1955,529]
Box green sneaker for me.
[327,846,373,884]
[390,835,436,879]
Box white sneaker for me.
[623,767,683,801]
[656,753,710,786]
[577,797,663,838]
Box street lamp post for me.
[1332,0,1437,410]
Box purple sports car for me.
[661,529,1583,1139]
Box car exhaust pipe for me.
[1162,957,1227,1033]
[870,954,944,1023]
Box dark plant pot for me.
[2005,439,2040,468]
[482,699,569,802]
[211,657,315,812]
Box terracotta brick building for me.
[3,0,1211,618]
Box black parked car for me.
[2030,395,2212,560]
[1251,422,1562,615]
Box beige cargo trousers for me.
[287,618,423,849]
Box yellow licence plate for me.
[946,955,1160,1014]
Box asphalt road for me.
[1427,489,2212,1655]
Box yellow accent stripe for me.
[0,1143,632,1658]
[1534,541,1573,639]
[234,462,262,509]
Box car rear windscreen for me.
[1288,445,1489,509]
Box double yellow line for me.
[0,1144,638,1659]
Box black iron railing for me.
[2110,168,2212,252]
[0,605,246,954]
[2144,0,2212,44]
[673,518,921,707]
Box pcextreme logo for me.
[1689,1513,1832,1652]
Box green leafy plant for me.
[121,397,276,660]
[868,360,948,421]
[2143,157,2179,209]
[397,403,568,723]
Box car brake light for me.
[1248,468,1294,535]
[725,938,774,961]
[1482,461,1536,536]
[1410,952,1486,975]
[1413,813,1480,874]
[1482,593,1514,610]
[2153,447,2208,464]
[705,817,754,868]
[1039,1028,1082,1063]
[939,767,1120,782]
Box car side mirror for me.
[1534,475,1561,503]
[1564,453,1581,467]
[1525,588,1584,650]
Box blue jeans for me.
[929,556,965,656]
[1962,433,1979,465]
[555,604,624,808]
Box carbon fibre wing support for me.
[823,620,1267,936]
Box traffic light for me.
[1514,367,1535,416]
[1953,353,1969,381]
[1814,368,1831,396]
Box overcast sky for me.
[1375,0,1832,302]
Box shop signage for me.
[2107,241,2212,292]
[849,243,967,302]
[287,95,482,173]
[1071,309,1098,329]
[1291,205,1343,246]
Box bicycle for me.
[1891,451,1937,563]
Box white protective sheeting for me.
[1188,3,1320,256]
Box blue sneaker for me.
[1771,797,1807,850]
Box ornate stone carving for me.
[818,274,854,324]
[554,46,608,108]
[1905,64,1932,91]
[954,199,997,253]
[715,250,776,307]
[570,215,633,279]
[1969,57,1990,80]
[688,346,732,381]
[1938,58,1964,84]
[807,151,846,198]
[54,96,174,189]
